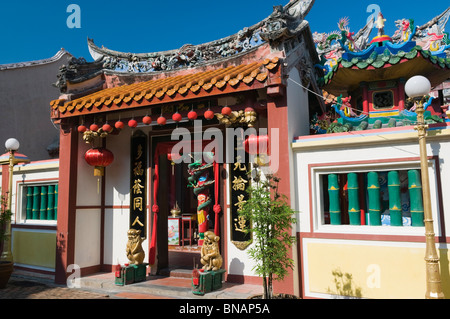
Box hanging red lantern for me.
[204,110,214,120]
[102,123,113,133]
[142,115,152,125]
[221,106,232,116]
[84,147,114,176]
[78,125,87,133]
[188,110,198,120]
[90,123,99,132]
[128,119,138,128]
[244,134,269,155]
[172,112,182,122]
[157,116,167,125]
[167,152,181,162]
[115,120,125,129]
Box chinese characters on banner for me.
[230,136,251,250]
[130,131,147,237]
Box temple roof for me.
[50,0,321,121]
[53,0,315,91]
[315,7,450,95]
[87,0,315,67]
[320,46,450,95]
[51,58,280,118]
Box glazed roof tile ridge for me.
[52,58,279,115]
[319,46,450,87]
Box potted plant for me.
[239,166,297,299]
[0,195,13,289]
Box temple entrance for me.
[151,137,220,274]
[161,157,202,271]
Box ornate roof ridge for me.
[319,45,450,87]
[0,49,72,71]
[87,0,314,62]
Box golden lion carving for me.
[200,231,223,271]
[126,229,145,265]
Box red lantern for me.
[90,124,99,132]
[221,106,232,116]
[102,123,113,133]
[115,120,125,129]
[128,119,138,128]
[78,125,87,133]
[188,111,198,120]
[142,115,152,125]
[84,148,114,176]
[167,152,181,162]
[172,112,182,122]
[157,116,166,125]
[244,134,269,155]
[204,110,214,120]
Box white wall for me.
[293,129,450,236]
[104,126,152,265]
[12,159,60,224]
[74,137,102,268]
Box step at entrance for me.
[160,268,194,279]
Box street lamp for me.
[405,75,444,299]
[0,138,29,263]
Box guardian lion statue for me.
[200,231,223,271]
[126,229,145,265]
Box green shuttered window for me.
[323,170,424,227]
[25,184,58,221]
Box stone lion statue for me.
[126,229,145,265]
[200,231,223,271]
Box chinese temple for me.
[293,8,450,298]
[46,0,450,299]
[49,0,321,296]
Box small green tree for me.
[239,167,296,299]
[0,195,12,252]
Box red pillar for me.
[267,88,295,295]
[1,163,10,202]
[361,82,369,115]
[55,121,78,284]
[398,78,406,112]
[1,162,10,254]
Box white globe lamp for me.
[405,75,431,98]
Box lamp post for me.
[405,75,444,299]
[0,138,28,263]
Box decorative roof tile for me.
[51,58,280,117]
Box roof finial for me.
[375,12,386,37]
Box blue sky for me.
[0,1,448,64]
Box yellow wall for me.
[12,230,56,270]
[306,241,450,299]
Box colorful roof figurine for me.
[315,7,450,95]
[310,8,450,134]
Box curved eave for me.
[320,50,450,95]
[51,58,281,119]
[87,0,315,60]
